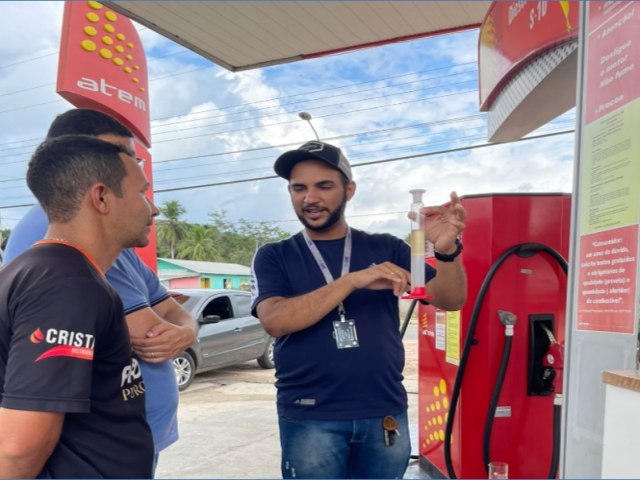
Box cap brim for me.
[274,150,327,179]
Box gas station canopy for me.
[104,1,490,71]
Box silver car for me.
[170,288,274,390]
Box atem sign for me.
[57,1,150,146]
[76,76,146,111]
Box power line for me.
[152,129,575,194]
[150,79,478,138]
[0,117,573,189]
[0,128,575,210]
[0,63,477,151]
[0,92,482,162]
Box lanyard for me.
[302,228,352,320]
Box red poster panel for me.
[577,225,637,333]
[585,3,640,125]
[479,0,579,109]
[57,1,150,146]
[133,143,158,272]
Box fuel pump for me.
[418,193,571,479]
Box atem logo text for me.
[77,76,146,112]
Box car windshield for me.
[170,292,201,312]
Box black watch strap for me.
[434,238,463,262]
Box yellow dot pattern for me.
[422,377,450,450]
[81,40,97,52]
[76,1,145,91]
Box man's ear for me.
[346,181,356,201]
[89,184,110,213]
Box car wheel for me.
[257,337,275,369]
[173,351,196,391]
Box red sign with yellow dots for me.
[57,1,150,146]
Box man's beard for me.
[298,194,347,233]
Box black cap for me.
[274,141,353,181]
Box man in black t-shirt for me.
[0,135,158,478]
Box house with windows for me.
[157,258,251,290]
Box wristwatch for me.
[434,238,463,262]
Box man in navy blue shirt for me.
[251,141,467,479]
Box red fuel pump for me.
[417,193,570,479]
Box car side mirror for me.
[201,314,221,324]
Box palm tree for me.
[156,200,188,259]
[178,225,219,261]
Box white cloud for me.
[0,2,576,242]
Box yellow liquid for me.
[410,229,425,255]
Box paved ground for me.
[156,328,427,479]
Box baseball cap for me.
[274,141,353,181]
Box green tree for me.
[178,224,219,261]
[206,209,290,266]
[156,200,188,259]
[1,228,11,253]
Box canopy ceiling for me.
[104,1,490,71]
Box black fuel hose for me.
[400,299,417,339]
[482,332,514,475]
[549,399,562,478]
[444,243,567,479]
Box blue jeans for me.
[278,412,411,479]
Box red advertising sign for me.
[57,1,150,146]
[577,225,637,333]
[584,2,640,125]
[478,1,579,110]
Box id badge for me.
[333,319,359,349]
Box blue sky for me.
[0,2,576,239]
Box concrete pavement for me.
[156,335,427,479]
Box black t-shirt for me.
[0,244,153,478]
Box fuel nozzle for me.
[541,324,564,394]
[498,310,516,336]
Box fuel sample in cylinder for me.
[403,188,429,299]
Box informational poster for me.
[577,2,640,333]
[445,311,460,365]
[435,310,445,351]
[577,225,637,332]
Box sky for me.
[0,2,576,240]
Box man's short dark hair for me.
[27,135,130,223]
[46,109,134,139]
